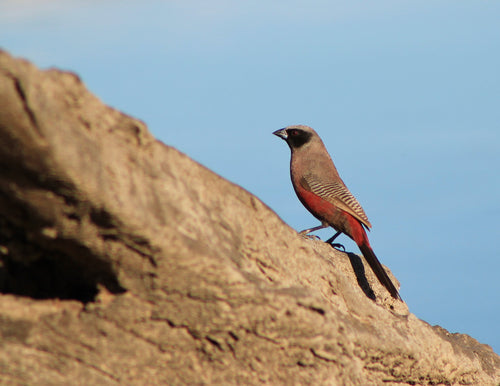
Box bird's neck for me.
[290,147,340,183]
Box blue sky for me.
[2,1,499,353]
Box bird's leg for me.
[325,231,341,243]
[299,223,328,240]
[299,223,328,235]
[325,231,345,251]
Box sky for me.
[2,1,499,354]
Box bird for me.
[273,125,401,300]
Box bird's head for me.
[273,125,317,150]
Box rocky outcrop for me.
[0,50,498,385]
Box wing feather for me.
[302,174,372,228]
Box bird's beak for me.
[273,128,288,140]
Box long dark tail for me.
[358,242,402,300]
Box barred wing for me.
[301,174,372,228]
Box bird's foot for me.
[300,233,321,241]
[328,242,346,251]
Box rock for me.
[0,49,498,385]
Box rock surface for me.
[0,50,498,385]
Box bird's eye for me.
[289,129,299,136]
